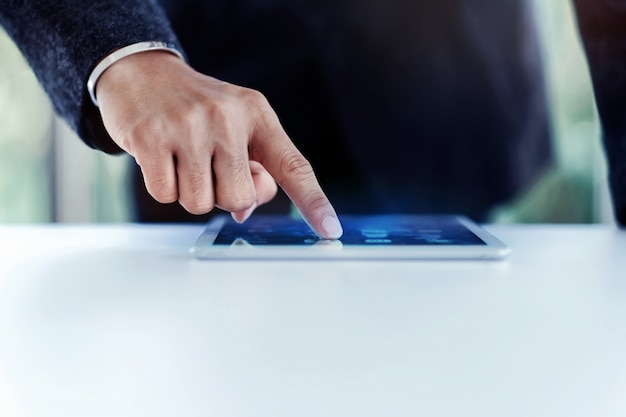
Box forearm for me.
[0,0,183,153]
[573,0,626,224]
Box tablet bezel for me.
[191,214,510,260]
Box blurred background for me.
[0,0,610,224]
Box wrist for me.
[87,41,184,107]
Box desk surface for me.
[0,224,625,417]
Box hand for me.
[95,51,342,239]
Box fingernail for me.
[321,215,343,239]
[232,203,257,224]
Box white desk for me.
[0,224,625,417]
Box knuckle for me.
[213,138,245,164]
[184,175,215,214]
[148,180,177,204]
[241,88,277,124]
[241,88,268,107]
[199,101,241,142]
[217,193,256,213]
[217,148,248,172]
[115,131,133,154]
[179,164,214,214]
[142,164,177,203]
[182,106,207,130]
[116,124,149,154]
[216,163,256,212]
[200,98,226,121]
[199,93,234,120]
[180,199,215,215]
[279,150,314,181]
[302,192,331,213]
[186,168,207,195]
[121,120,175,156]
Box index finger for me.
[250,108,343,240]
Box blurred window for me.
[0,28,53,222]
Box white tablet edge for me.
[191,215,511,260]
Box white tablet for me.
[191,214,510,260]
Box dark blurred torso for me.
[136,0,552,222]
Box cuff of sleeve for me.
[86,41,185,107]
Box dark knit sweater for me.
[0,0,182,154]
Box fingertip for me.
[231,211,245,224]
[231,202,257,224]
[320,215,343,240]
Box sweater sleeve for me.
[0,0,184,154]
[573,0,626,225]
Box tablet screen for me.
[213,215,486,246]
